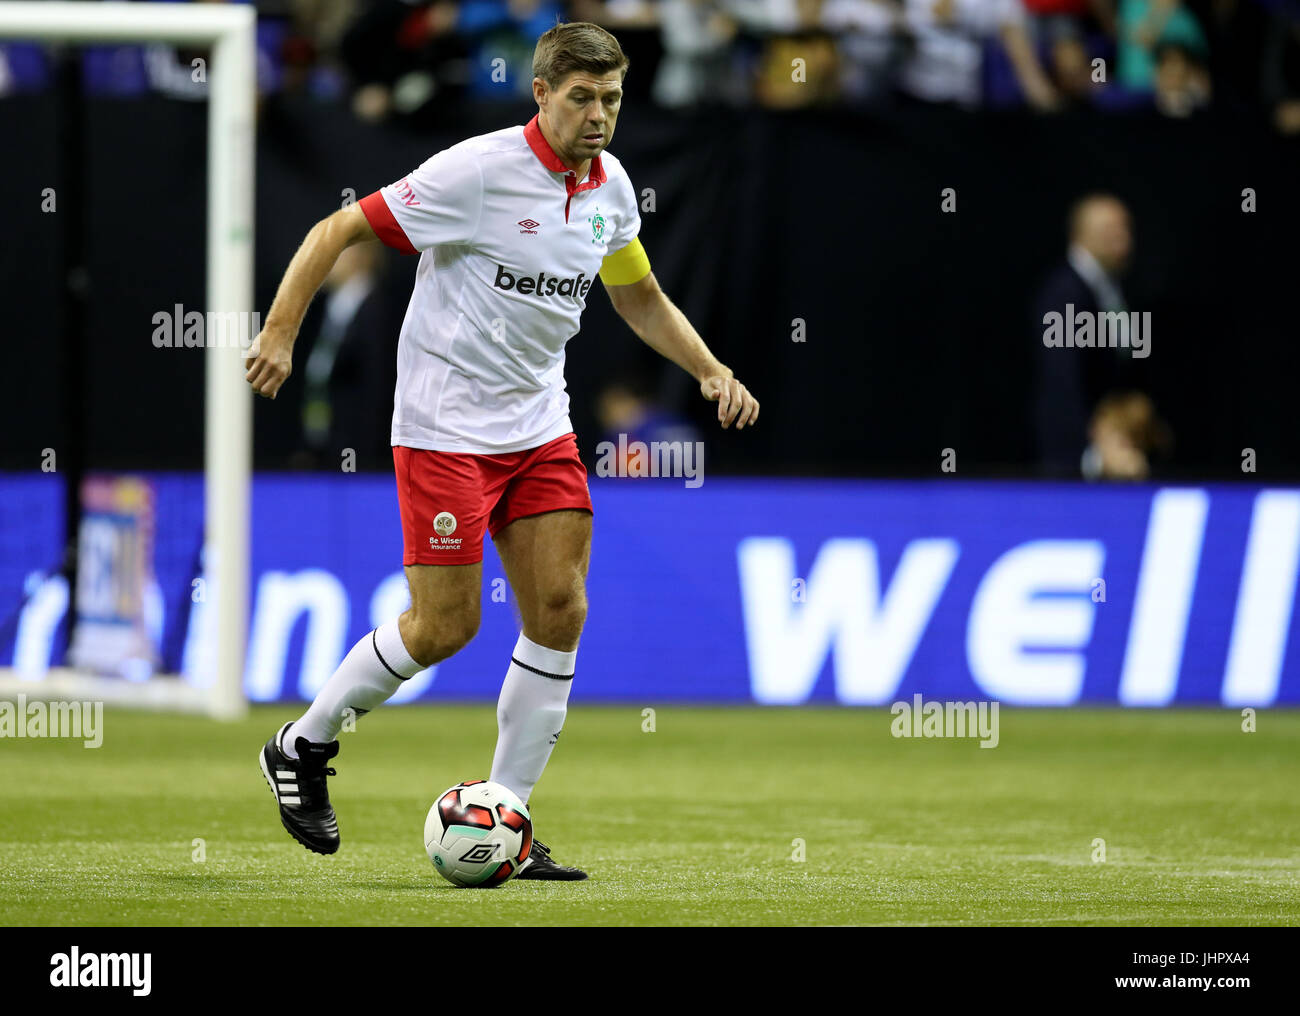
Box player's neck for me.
[538,114,592,180]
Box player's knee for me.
[537,584,587,643]
[403,608,479,667]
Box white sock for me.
[283,620,422,757]
[489,633,576,803]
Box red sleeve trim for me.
[359,190,418,256]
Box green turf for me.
[1,705,1297,926]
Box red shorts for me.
[394,432,593,566]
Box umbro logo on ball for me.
[458,843,501,864]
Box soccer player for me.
[247,22,759,880]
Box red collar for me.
[524,114,606,195]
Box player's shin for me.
[489,633,576,803]
[284,620,423,756]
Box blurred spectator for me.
[1115,0,1207,91]
[1082,391,1170,479]
[652,0,745,107]
[596,374,703,466]
[574,0,663,28]
[820,0,909,105]
[289,0,363,58]
[753,0,842,108]
[1151,38,1210,115]
[457,0,566,99]
[278,0,360,97]
[1020,0,1115,103]
[0,0,1295,120]
[341,0,467,120]
[1032,194,1162,476]
[341,0,566,117]
[896,0,1061,110]
[1046,32,1094,102]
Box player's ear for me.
[532,77,548,108]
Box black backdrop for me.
[3,94,1298,477]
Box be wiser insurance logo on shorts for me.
[428,511,463,552]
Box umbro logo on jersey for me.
[494,264,594,299]
[518,219,540,234]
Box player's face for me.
[538,71,624,167]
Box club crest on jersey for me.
[588,213,605,244]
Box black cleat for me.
[259,722,341,855]
[516,838,588,881]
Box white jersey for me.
[359,115,642,454]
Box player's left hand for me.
[701,375,759,430]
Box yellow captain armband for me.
[598,236,651,286]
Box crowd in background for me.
[2,0,1294,481]
[2,0,1300,129]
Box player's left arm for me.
[601,241,759,430]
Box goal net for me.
[0,2,254,718]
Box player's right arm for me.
[244,203,377,400]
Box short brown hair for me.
[532,21,629,90]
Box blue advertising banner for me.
[3,473,1298,705]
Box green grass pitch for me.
[2,705,1297,926]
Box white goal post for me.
[0,3,255,718]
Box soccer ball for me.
[424,779,533,888]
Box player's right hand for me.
[244,330,294,400]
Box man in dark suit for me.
[297,242,401,471]
[1032,193,1140,476]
